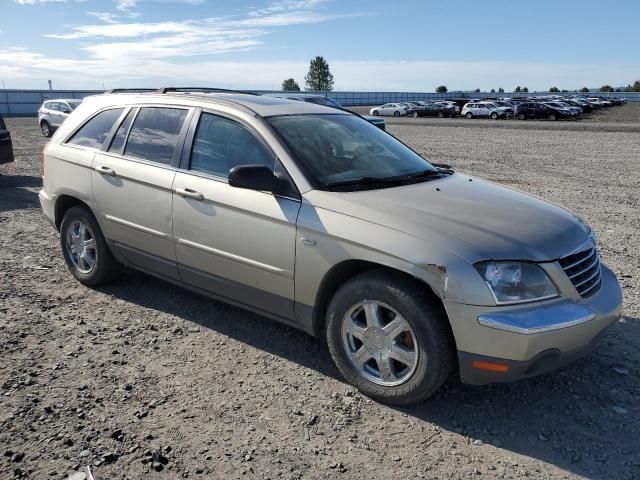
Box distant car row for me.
[369,95,626,121]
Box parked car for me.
[461,102,510,119]
[39,89,622,405]
[0,114,14,166]
[267,93,385,130]
[410,103,456,118]
[38,99,83,137]
[370,103,409,117]
[565,99,593,113]
[544,102,579,117]
[515,102,565,121]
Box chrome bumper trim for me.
[478,302,596,335]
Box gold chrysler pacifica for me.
[39,88,623,405]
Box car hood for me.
[304,173,588,263]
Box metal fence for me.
[1,88,638,116]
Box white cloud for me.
[87,11,120,23]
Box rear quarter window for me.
[124,107,188,165]
[66,108,125,149]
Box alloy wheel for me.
[341,300,419,386]
[65,220,97,273]
[41,123,50,137]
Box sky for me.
[1,0,639,91]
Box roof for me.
[91,91,348,117]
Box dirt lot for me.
[1,104,639,480]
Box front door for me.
[172,110,300,320]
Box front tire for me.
[326,271,456,405]
[60,205,121,286]
[490,112,498,120]
[465,112,473,119]
[372,110,379,116]
[41,121,52,138]
[437,111,444,118]
[394,110,400,117]
[517,113,526,120]
[548,113,557,121]
[412,111,419,118]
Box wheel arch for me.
[310,259,448,338]
[54,195,90,230]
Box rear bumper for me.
[39,188,57,226]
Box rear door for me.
[172,109,300,319]
[92,105,193,280]
[0,115,14,165]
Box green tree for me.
[304,56,334,91]
[514,86,521,92]
[435,85,447,93]
[579,87,590,93]
[599,85,614,92]
[474,88,481,93]
[498,87,505,93]
[281,78,300,91]
[623,81,640,92]
[522,87,529,93]
[490,88,495,93]
[549,86,559,93]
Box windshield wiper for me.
[324,176,407,190]
[405,167,453,180]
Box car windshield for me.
[267,114,439,190]
[67,100,82,110]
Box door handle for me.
[175,187,204,201]
[94,165,116,176]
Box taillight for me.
[40,143,48,177]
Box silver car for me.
[38,98,83,137]
[39,90,622,405]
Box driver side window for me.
[189,112,275,178]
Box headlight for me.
[475,261,558,305]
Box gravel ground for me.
[1,107,639,480]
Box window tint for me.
[124,107,187,165]
[190,113,274,178]
[108,109,136,153]
[67,108,125,149]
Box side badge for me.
[300,238,316,246]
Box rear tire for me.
[60,205,121,286]
[465,112,473,119]
[326,270,456,405]
[437,111,444,118]
[412,111,419,118]
[517,113,526,120]
[548,113,557,121]
[41,121,52,138]
[490,112,498,120]
[372,110,379,116]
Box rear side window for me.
[189,112,274,178]
[124,107,187,165]
[108,109,136,153]
[67,108,125,149]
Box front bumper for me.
[445,265,622,385]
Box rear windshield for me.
[268,114,435,189]
[67,100,82,110]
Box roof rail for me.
[155,87,258,96]
[103,88,157,94]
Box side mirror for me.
[228,164,277,192]
[62,109,71,114]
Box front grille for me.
[559,243,601,297]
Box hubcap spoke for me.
[345,321,366,341]
[378,357,397,382]
[383,317,409,340]
[353,346,372,366]
[389,345,416,368]
[83,238,96,250]
[363,302,383,329]
[66,220,96,274]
